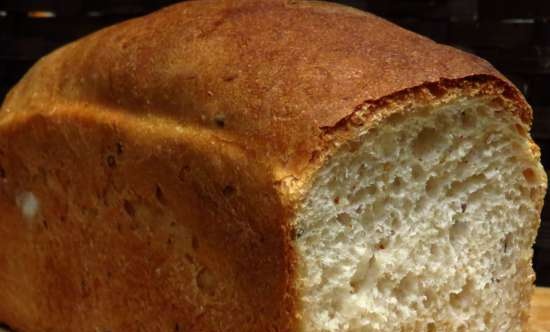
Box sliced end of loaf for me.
[295,93,546,331]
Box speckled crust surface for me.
[0,0,530,178]
[0,1,539,332]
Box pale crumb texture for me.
[295,97,545,332]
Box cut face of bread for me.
[295,96,545,332]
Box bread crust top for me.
[0,0,530,181]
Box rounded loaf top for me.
[1,0,520,176]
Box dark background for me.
[1,0,549,285]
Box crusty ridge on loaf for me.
[0,0,545,332]
[0,0,530,179]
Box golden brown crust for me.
[0,1,538,331]
[0,109,298,332]
[0,0,530,178]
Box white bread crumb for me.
[295,97,544,332]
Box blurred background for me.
[0,0,549,285]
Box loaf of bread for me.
[0,1,546,331]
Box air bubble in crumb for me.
[425,177,440,196]
[483,312,492,325]
[412,127,441,158]
[337,213,351,227]
[411,164,424,180]
[522,168,536,184]
[16,192,40,220]
[514,123,527,137]
[392,177,402,190]
[503,233,513,253]
[449,220,468,243]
